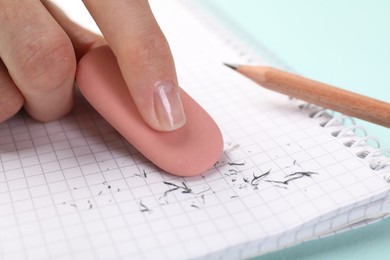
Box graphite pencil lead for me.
[223,63,239,70]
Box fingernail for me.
[153,80,186,131]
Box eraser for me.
[76,46,223,176]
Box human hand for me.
[0,0,186,131]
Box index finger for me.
[82,0,186,131]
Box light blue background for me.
[199,1,390,259]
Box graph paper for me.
[0,0,389,259]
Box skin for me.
[0,0,186,131]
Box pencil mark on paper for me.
[191,202,200,209]
[266,171,318,186]
[88,200,93,210]
[287,171,318,178]
[251,169,271,190]
[228,169,239,174]
[163,181,192,196]
[228,162,246,166]
[139,200,151,213]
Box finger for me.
[41,0,106,61]
[0,0,76,122]
[82,0,186,131]
[0,59,24,122]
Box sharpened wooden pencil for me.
[224,64,390,128]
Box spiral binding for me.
[300,103,390,180]
[180,0,390,180]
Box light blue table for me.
[200,1,390,259]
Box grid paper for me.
[0,0,389,259]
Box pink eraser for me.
[76,46,223,176]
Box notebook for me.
[1,0,389,259]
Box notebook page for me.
[1,0,389,259]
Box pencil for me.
[224,64,390,128]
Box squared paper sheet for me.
[0,0,389,259]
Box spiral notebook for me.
[1,0,389,259]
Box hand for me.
[0,0,186,131]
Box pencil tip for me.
[223,63,239,70]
